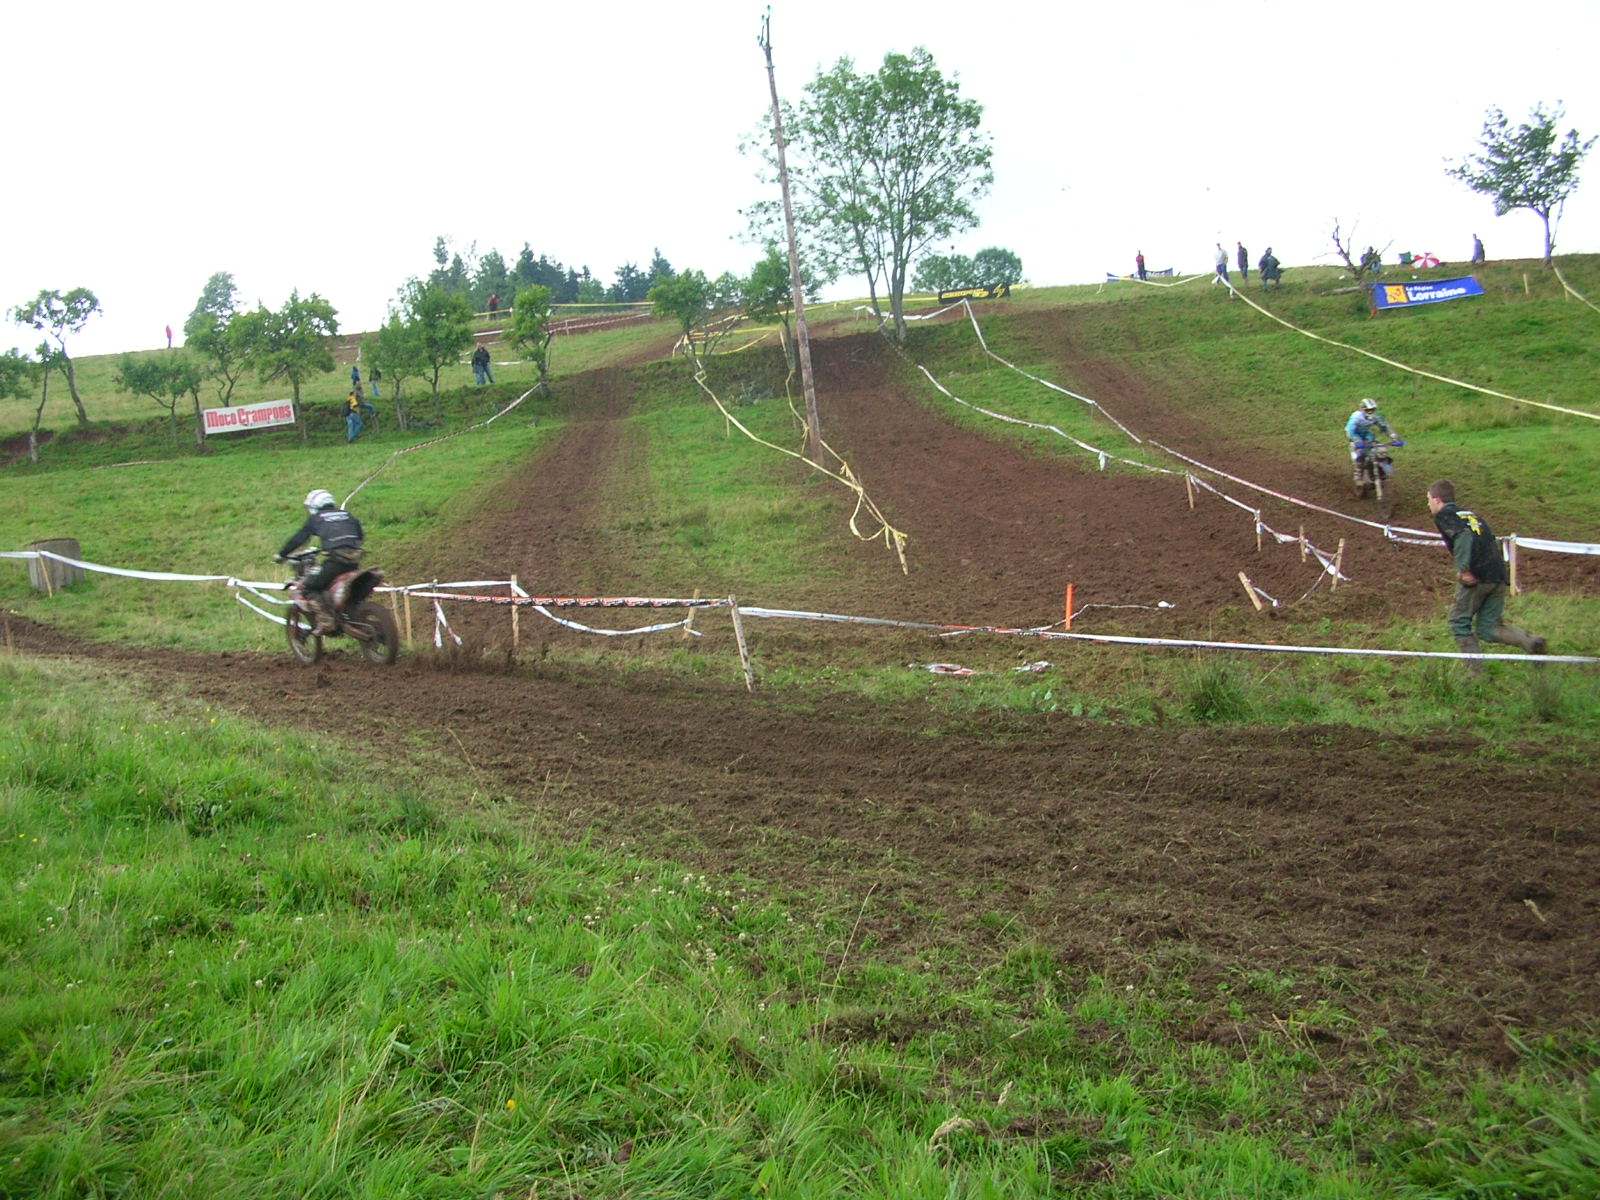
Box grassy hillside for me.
[3,268,1599,1198]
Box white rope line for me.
[1552,265,1600,315]
[1221,278,1600,422]
[342,382,543,508]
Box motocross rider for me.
[276,488,364,634]
[1345,397,1397,489]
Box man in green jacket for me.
[1427,480,1547,670]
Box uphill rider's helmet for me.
[304,488,336,514]
[1359,398,1379,412]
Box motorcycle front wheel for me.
[349,600,400,666]
[286,607,323,665]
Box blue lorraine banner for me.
[1373,277,1485,310]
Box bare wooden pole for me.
[758,12,822,467]
[510,574,520,653]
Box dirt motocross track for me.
[12,319,1598,1070]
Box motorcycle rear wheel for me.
[286,607,323,665]
[349,600,400,666]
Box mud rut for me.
[10,324,1597,1072]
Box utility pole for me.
[757,10,822,467]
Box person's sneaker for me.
[1530,637,1548,655]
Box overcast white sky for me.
[5,0,1598,358]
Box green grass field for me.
[3,263,1599,1197]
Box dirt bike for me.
[280,550,400,666]
[1351,439,1405,514]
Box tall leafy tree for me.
[509,285,555,393]
[743,246,818,367]
[9,288,101,425]
[971,246,1023,287]
[1,348,41,458]
[182,271,248,405]
[610,262,650,303]
[397,280,475,416]
[752,48,992,342]
[116,352,207,446]
[367,315,426,432]
[649,270,712,344]
[236,290,339,440]
[1449,103,1596,265]
[473,249,510,313]
[911,252,975,293]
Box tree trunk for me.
[192,394,206,448]
[294,381,307,440]
[63,354,88,426]
[1541,210,1554,266]
[29,369,49,463]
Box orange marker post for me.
[1064,583,1075,630]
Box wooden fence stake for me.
[1508,537,1519,596]
[1185,474,1195,510]
[510,574,520,653]
[1299,525,1306,562]
[683,588,701,639]
[1331,538,1345,591]
[1255,514,1263,553]
[728,597,755,693]
[402,590,413,646]
[1064,583,1075,629]
[1238,571,1265,611]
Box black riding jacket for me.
[1432,502,1507,585]
[279,508,364,559]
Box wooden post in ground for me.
[1331,539,1345,591]
[1185,474,1195,510]
[402,590,413,646]
[1064,583,1075,630]
[1507,538,1519,596]
[728,597,755,693]
[1238,572,1264,611]
[1299,525,1306,562]
[510,575,520,653]
[1255,514,1263,553]
[683,588,701,639]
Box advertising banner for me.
[1372,277,1484,311]
[203,399,296,435]
[938,283,1011,302]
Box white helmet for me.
[1359,398,1379,412]
[304,488,335,514]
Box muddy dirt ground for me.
[9,324,1597,1072]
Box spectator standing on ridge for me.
[345,392,363,443]
[165,324,173,350]
[350,364,361,395]
[471,344,494,386]
[1236,241,1249,281]
[1426,479,1547,672]
[1471,234,1486,266]
[1135,251,1147,281]
[487,293,500,317]
[1258,247,1282,291]
[369,365,381,399]
[1213,243,1230,284]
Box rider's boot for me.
[1455,636,1485,675]
[310,595,337,635]
[1494,625,1547,655]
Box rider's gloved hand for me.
[273,553,287,564]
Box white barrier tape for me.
[1512,535,1600,557]
[1223,278,1600,423]
[739,605,1598,662]
[2,549,232,583]
[343,383,543,508]
[926,317,1352,575]
[531,605,700,637]
[1549,266,1600,316]
[433,600,462,647]
[960,300,1147,443]
[235,593,289,627]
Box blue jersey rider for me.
[1345,397,1397,488]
